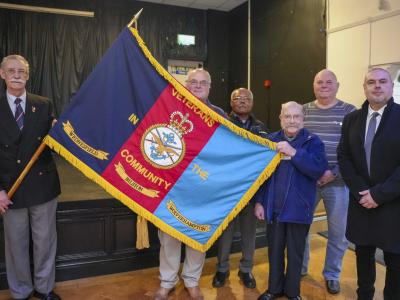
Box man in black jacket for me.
[338,68,400,300]
[0,55,61,300]
[212,88,268,289]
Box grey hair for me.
[187,68,211,84]
[280,101,304,116]
[230,87,253,100]
[364,67,392,83]
[1,54,30,73]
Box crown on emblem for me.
[167,111,194,137]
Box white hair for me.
[1,54,30,74]
[187,68,211,83]
[280,101,304,116]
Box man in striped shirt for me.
[302,69,355,294]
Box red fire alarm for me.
[263,79,272,89]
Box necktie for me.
[14,98,24,130]
[364,112,379,174]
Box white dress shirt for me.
[365,104,386,142]
[6,91,27,115]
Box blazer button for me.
[37,136,42,140]
[5,145,9,148]
[38,172,43,176]
[17,160,21,164]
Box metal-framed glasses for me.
[282,114,302,121]
[232,96,252,102]
[186,80,210,87]
[4,68,28,77]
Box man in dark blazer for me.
[338,68,400,300]
[0,55,61,300]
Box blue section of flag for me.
[49,28,167,174]
[153,126,276,243]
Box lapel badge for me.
[32,106,36,113]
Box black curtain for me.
[0,0,207,116]
[250,0,326,131]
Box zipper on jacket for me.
[274,133,314,223]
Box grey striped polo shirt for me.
[303,100,356,174]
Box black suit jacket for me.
[338,98,400,253]
[0,92,60,209]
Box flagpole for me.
[127,8,143,29]
[7,142,47,198]
[126,8,150,250]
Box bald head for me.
[313,69,339,104]
[315,69,337,82]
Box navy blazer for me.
[338,98,400,253]
[0,92,60,209]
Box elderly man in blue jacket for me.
[255,101,328,300]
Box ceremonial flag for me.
[45,26,280,252]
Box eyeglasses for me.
[232,96,252,102]
[186,80,210,87]
[282,114,302,121]
[4,68,28,77]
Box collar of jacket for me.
[229,111,255,122]
[361,97,394,111]
[270,128,313,143]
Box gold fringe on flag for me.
[136,216,150,249]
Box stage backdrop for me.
[45,26,280,252]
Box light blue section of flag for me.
[153,125,277,244]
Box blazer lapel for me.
[357,104,370,176]
[20,94,38,139]
[358,106,368,147]
[0,94,21,139]
[374,98,393,139]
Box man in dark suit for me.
[338,68,400,300]
[0,55,61,300]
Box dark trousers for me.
[217,203,257,273]
[355,245,400,300]
[267,221,310,298]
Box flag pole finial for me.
[127,8,143,29]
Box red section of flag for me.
[102,84,219,213]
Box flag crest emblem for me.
[141,111,193,169]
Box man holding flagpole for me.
[155,68,225,300]
[0,55,61,300]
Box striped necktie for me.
[14,98,24,130]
